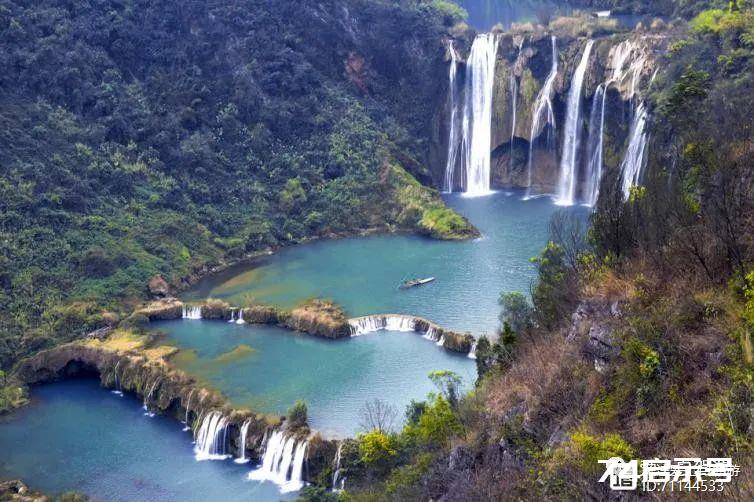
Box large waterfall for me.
[584,83,607,207]
[249,430,308,493]
[194,411,231,461]
[556,40,594,206]
[620,102,649,200]
[460,33,499,196]
[526,36,558,195]
[443,40,461,193]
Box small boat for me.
[399,277,435,290]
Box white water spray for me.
[234,419,252,464]
[556,40,594,206]
[183,389,195,431]
[143,378,160,416]
[620,102,649,200]
[249,430,309,493]
[444,40,462,193]
[332,442,345,492]
[112,360,123,396]
[584,83,607,207]
[526,36,558,196]
[194,411,231,461]
[460,33,499,196]
[182,305,202,320]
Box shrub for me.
[498,292,533,334]
[358,430,397,466]
[287,400,308,430]
[404,394,463,447]
[567,431,636,476]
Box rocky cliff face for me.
[433,26,670,196]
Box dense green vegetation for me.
[0,0,475,375]
[295,2,754,500]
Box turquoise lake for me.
[1,193,577,498]
[188,192,570,336]
[0,380,290,501]
[153,319,477,438]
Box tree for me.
[498,292,532,334]
[428,370,463,407]
[360,398,398,433]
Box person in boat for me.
[399,277,435,289]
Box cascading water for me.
[609,40,646,101]
[234,419,252,464]
[182,305,202,320]
[143,378,160,416]
[460,33,499,196]
[235,309,245,325]
[443,40,462,193]
[584,83,607,207]
[436,335,446,347]
[620,102,649,200]
[194,411,231,461]
[508,40,523,169]
[332,442,345,492]
[348,315,416,335]
[228,309,236,323]
[556,40,594,206]
[183,389,195,431]
[467,341,478,360]
[526,36,558,196]
[423,326,439,342]
[249,430,309,493]
[111,360,123,396]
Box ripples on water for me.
[188,192,575,335]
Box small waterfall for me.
[348,315,415,336]
[182,305,202,320]
[556,40,594,206]
[228,309,236,323]
[444,40,462,193]
[183,389,195,431]
[526,36,558,196]
[509,74,518,167]
[460,33,500,196]
[584,83,607,207]
[508,38,524,167]
[111,360,123,396]
[436,335,446,347]
[143,378,160,416]
[609,40,647,101]
[235,309,245,325]
[422,326,440,342]
[194,411,231,461]
[620,102,649,200]
[234,419,252,464]
[332,442,345,492]
[467,341,478,360]
[249,430,309,493]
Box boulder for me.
[147,275,170,298]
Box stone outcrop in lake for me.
[283,299,352,339]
